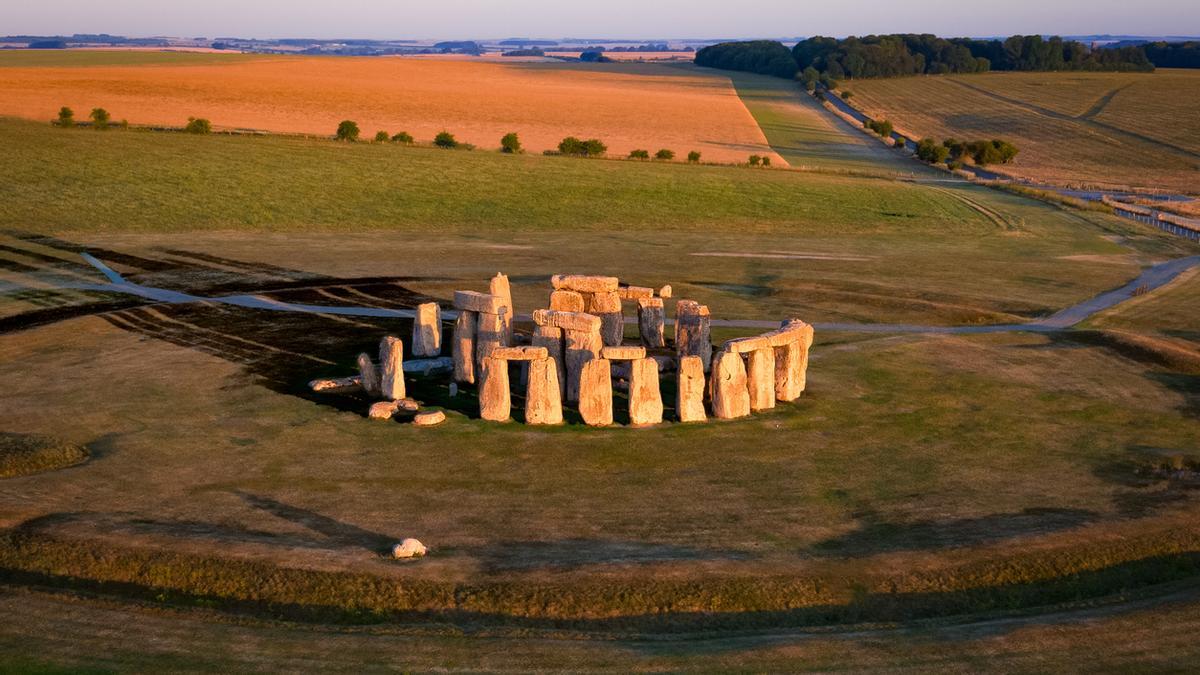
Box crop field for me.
[0,50,780,163]
[845,70,1200,193]
[2,57,1200,669]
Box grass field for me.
[845,70,1200,193]
[1086,267,1200,345]
[0,50,779,163]
[2,58,1200,669]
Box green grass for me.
[1085,268,1200,345]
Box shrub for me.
[56,106,74,128]
[500,132,522,153]
[374,130,389,143]
[118,119,129,130]
[748,154,761,166]
[628,149,650,160]
[185,117,212,134]
[335,120,360,141]
[559,136,606,157]
[582,138,607,156]
[687,150,701,163]
[434,131,458,148]
[916,137,949,163]
[655,148,675,161]
[89,108,110,130]
[761,156,771,167]
[391,131,414,144]
[841,90,853,99]
[893,136,908,149]
[866,119,894,138]
[800,66,819,91]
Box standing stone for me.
[774,321,814,401]
[525,357,564,425]
[379,336,406,401]
[549,289,585,313]
[490,273,514,346]
[628,358,664,426]
[475,310,505,372]
[478,356,511,422]
[578,358,613,427]
[676,303,712,372]
[637,297,665,348]
[531,324,566,401]
[452,310,477,384]
[746,347,775,411]
[357,352,380,396]
[676,356,707,422]
[412,302,442,357]
[564,327,603,403]
[711,350,750,420]
[673,300,699,347]
[587,290,624,346]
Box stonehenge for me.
[315,270,814,432]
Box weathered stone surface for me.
[601,345,647,361]
[412,302,442,357]
[628,358,664,426]
[452,311,477,384]
[724,335,771,354]
[711,349,751,419]
[475,311,505,371]
[617,285,655,300]
[532,309,602,334]
[404,357,453,375]
[396,398,420,412]
[676,304,712,372]
[358,352,380,395]
[638,297,666,348]
[379,336,406,401]
[578,358,613,426]
[765,319,815,348]
[586,290,624,346]
[392,538,427,558]
[490,273,514,346]
[453,290,505,315]
[673,300,699,347]
[478,356,511,422]
[676,355,707,423]
[746,347,776,411]
[448,382,459,397]
[309,376,361,392]
[490,346,549,361]
[564,327,603,403]
[525,357,564,425]
[551,274,619,293]
[549,289,585,313]
[531,325,566,401]
[368,400,398,420]
[658,284,673,299]
[412,411,446,426]
[774,342,812,402]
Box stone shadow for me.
[234,491,394,554]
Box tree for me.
[916,137,949,163]
[336,120,360,141]
[582,139,607,156]
[374,130,389,142]
[655,148,675,161]
[56,106,74,128]
[392,131,414,144]
[560,137,605,156]
[628,149,650,160]
[434,131,458,148]
[694,40,799,78]
[800,66,819,91]
[89,108,110,130]
[687,150,701,163]
[748,154,761,166]
[501,132,522,153]
[184,117,212,134]
[762,156,771,167]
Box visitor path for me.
[74,252,1200,335]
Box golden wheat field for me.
[0,51,779,163]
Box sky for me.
[3,0,1198,41]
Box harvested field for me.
[845,70,1200,193]
[0,51,779,163]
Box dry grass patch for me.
[0,433,88,478]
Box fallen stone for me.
[525,357,564,425]
[396,398,420,412]
[490,273,514,346]
[475,311,505,371]
[658,284,673,299]
[490,346,549,361]
[412,302,442,357]
[711,349,750,419]
[549,289,585,313]
[746,347,776,411]
[617,285,655,300]
[676,355,707,422]
[551,274,619,293]
[564,327,603,403]
[392,538,427,558]
[404,357,454,375]
[578,358,613,426]
[358,352,380,395]
[453,290,506,315]
[449,382,459,397]
[368,400,398,420]
[478,356,511,422]
[531,325,566,401]
[309,376,361,392]
[452,310,477,384]
[379,336,406,401]
[532,309,602,334]
[637,297,665,348]
[412,410,446,426]
[628,357,664,426]
[601,345,647,361]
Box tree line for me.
[697,34,1165,80]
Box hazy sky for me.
[3,0,1198,40]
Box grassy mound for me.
[0,433,88,478]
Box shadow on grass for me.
[234,492,394,554]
